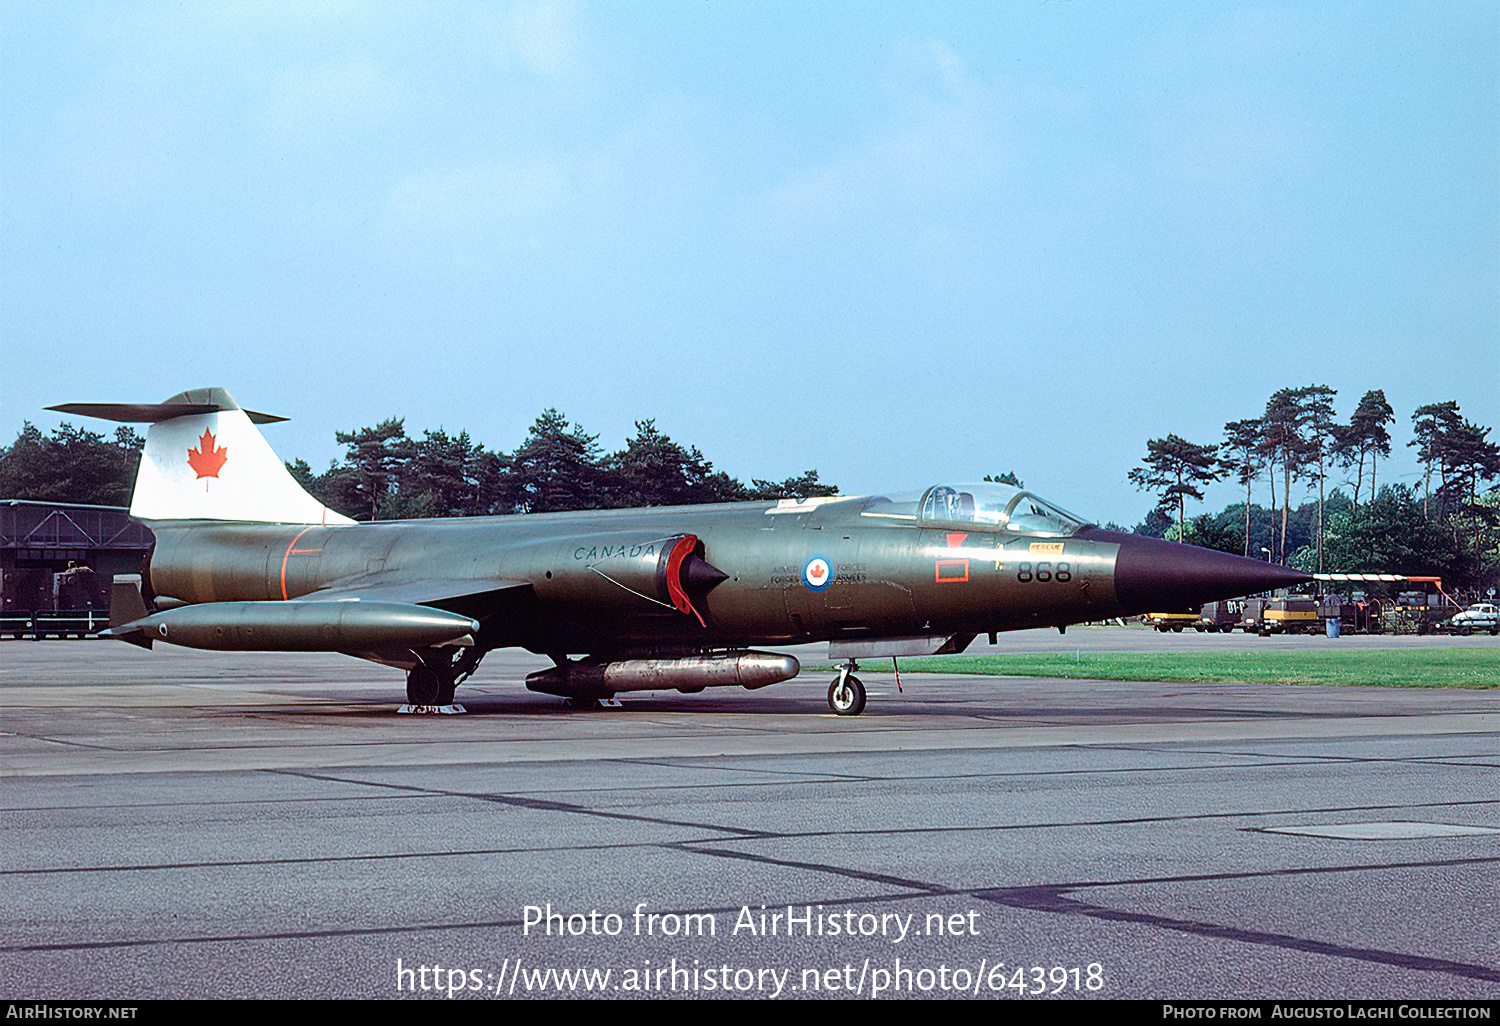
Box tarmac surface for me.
[1,628,1496,1000]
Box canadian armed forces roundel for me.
[803,555,834,592]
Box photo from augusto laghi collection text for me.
[393,900,1105,998]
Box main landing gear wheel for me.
[403,646,483,710]
[828,674,866,716]
[405,662,443,705]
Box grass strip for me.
[814,650,1499,689]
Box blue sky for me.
[3,2,1496,525]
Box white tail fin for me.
[49,388,354,525]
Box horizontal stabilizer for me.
[49,388,286,424]
[48,403,287,425]
[104,574,154,649]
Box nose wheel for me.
[827,662,866,716]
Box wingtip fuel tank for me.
[108,600,479,653]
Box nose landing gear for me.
[827,660,866,716]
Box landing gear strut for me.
[827,660,866,716]
[402,646,485,712]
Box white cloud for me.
[375,94,711,269]
[511,0,579,76]
[259,55,400,142]
[476,0,585,79]
[759,40,1008,226]
[388,159,571,227]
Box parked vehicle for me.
[1240,596,1321,635]
[1437,602,1500,636]
[1142,611,1199,633]
[1195,599,1245,633]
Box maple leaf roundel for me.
[187,429,229,479]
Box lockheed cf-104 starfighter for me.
[52,389,1310,715]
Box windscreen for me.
[863,483,1090,536]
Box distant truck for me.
[1437,602,1500,636]
[1140,599,1245,633]
[1239,596,1322,635]
[1142,597,1297,635]
[1196,599,1245,633]
[1142,611,1199,633]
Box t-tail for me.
[49,387,352,525]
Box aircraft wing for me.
[308,577,532,607]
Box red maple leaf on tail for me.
[187,429,228,479]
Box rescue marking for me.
[1029,542,1064,555]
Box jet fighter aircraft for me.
[52,389,1309,715]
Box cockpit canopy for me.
[861,482,1092,537]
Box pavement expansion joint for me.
[1261,821,1500,839]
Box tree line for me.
[285,410,836,520]
[0,422,144,508]
[1129,387,1500,589]
[0,410,835,518]
[4,390,1496,588]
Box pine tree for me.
[1128,435,1227,543]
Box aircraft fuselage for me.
[56,389,1312,714]
[144,494,1260,660]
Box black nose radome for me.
[1077,528,1312,614]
